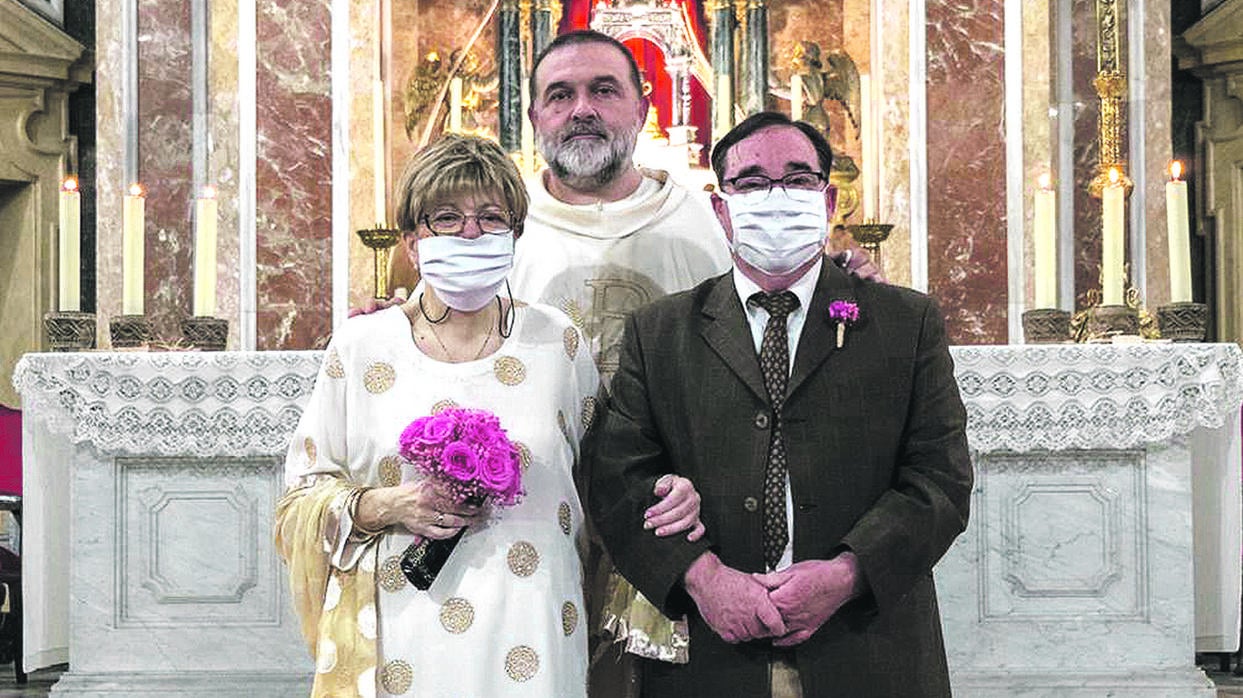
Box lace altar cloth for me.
[953,343,1243,452]
[12,344,1243,457]
[12,351,321,457]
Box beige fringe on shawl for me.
[275,480,380,697]
[600,572,690,665]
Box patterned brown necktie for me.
[750,291,799,570]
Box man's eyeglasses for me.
[421,210,513,235]
[722,171,828,196]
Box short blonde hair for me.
[394,134,528,237]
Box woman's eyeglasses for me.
[421,210,512,235]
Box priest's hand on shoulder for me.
[752,552,865,647]
[683,552,786,643]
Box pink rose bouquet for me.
[398,408,524,506]
[396,407,524,589]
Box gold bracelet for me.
[348,486,386,538]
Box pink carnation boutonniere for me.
[828,300,860,349]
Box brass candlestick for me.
[357,225,402,300]
[845,220,893,268]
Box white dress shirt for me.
[732,258,823,571]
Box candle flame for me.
[128,183,145,197]
[1037,173,1051,189]
[426,51,439,62]
[202,185,217,199]
[62,176,78,192]
[1108,168,1120,185]
[1170,161,1183,181]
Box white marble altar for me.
[12,343,1243,696]
[15,351,320,696]
[941,343,1243,697]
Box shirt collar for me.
[733,257,823,314]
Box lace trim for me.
[12,345,1241,457]
[13,351,321,457]
[951,343,1243,452]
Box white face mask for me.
[417,231,514,312]
[723,188,829,276]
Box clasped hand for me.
[686,553,859,646]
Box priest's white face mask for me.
[720,187,829,276]
[417,231,515,312]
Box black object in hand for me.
[400,529,467,590]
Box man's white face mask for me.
[417,231,514,312]
[723,187,828,276]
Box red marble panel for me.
[255,0,333,349]
[137,0,193,342]
[925,0,1007,344]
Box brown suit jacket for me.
[587,262,972,697]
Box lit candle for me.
[790,73,803,122]
[193,186,219,317]
[122,183,145,315]
[1166,161,1192,303]
[521,78,535,175]
[449,77,463,133]
[58,176,81,312]
[1101,168,1125,306]
[373,78,387,224]
[1033,174,1057,308]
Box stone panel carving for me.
[116,456,282,627]
[978,451,1147,621]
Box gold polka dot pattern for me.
[430,399,457,415]
[380,659,413,694]
[557,502,572,536]
[363,362,396,394]
[439,597,475,634]
[304,437,316,466]
[377,455,402,487]
[507,541,540,577]
[562,601,579,636]
[514,442,531,472]
[493,356,527,386]
[563,326,580,359]
[505,645,539,682]
[581,395,598,431]
[378,555,407,593]
[324,348,345,379]
[557,410,573,446]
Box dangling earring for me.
[499,281,516,338]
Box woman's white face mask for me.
[723,187,828,276]
[417,231,514,311]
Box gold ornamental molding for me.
[1090,0,1131,198]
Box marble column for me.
[532,0,555,59]
[498,0,522,152]
[924,0,1008,344]
[744,0,769,115]
[710,0,735,138]
[137,0,194,343]
[254,0,334,349]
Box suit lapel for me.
[699,274,769,404]
[788,261,856,399]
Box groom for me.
[587,112,972,697]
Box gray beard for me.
[537,121,640,191]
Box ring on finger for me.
[434,511,445,527]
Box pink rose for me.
[478,449,520,501]
[440,441,480,482]
[422,414,458,445]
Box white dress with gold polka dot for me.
[287,303,599,697]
